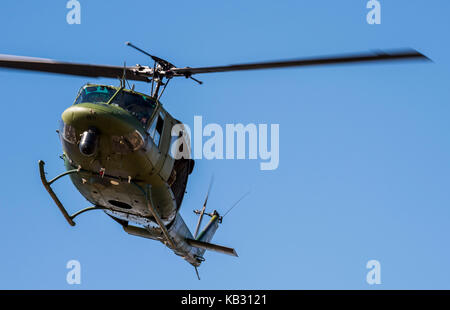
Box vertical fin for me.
[196,211,220,243]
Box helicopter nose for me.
[79,127,99,156]
[61,103,141,136]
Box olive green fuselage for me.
[59,84,201,266]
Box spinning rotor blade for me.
[0,54,151,82]
[193,176,214,239]
[169,49,430,76]
[0,48,430,86]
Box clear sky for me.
[0,1,449,289]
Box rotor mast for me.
[126,42,174,100]
[126,41,206,100]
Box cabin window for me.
[148,112,165,147]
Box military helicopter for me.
[0,43,429,279]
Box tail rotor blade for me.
[194,176,214,238]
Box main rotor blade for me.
[169,49,430,76]
[0,54,151,82]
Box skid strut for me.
[132,182,176,249]
[38,160,106,226]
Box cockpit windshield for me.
[110,91,156,126]
[74,85,116,104]
[74,85,156,126]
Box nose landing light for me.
[79,127,99,156]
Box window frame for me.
[148,110,165,148]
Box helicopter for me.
[0,42,429,279]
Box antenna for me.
[120,61,127,88]
[194,266,201,280]
[221,190,251,221]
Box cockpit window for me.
[73,85,156,127]
[110,91,156,126]
[74,86,116,105]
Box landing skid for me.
[38,160,107,226]
[38,160,176,250]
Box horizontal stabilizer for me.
[123,225,161,241]
[186,239,238,257]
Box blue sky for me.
[0,1,449,289]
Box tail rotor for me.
[193,176,214,239]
